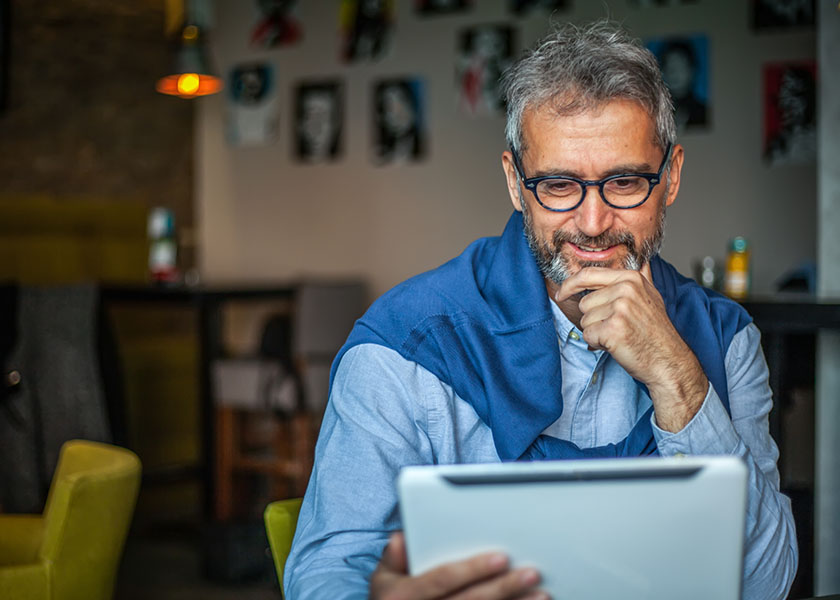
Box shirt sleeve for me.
[651,322,798,600]
[284,343,440,600]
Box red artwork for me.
[251,0,302,49]
[763,61,817,165]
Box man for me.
[286,21,798,600]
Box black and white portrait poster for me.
[372,78,426,165]
[251,0,302,49]
[647,34,709,131]
[508,0,568,16]
[763,61,817,166]
[415,0,471,16]
[339,0,394,63]
[227,63,279,147]
[752,0,815,30]
[456,25,514,116]
[293,81,344,163]
[629,0,697,5]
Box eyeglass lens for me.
[536,176,651,210]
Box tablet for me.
[398,456,747,600]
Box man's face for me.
[502,99,684,287]
[382,86,415,135]
[778,71,808,128]
[661,49,694,98]
[474,27,504,58]
[300,92,336,155]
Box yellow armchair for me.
[264,497,303,596]
[0,439,141,600]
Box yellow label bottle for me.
[724,237,750,300]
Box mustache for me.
[550,229,637,253]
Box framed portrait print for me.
[294,80,344,163]
[372,78,426,164]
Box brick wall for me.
[0,0,195,268]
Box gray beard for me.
[522,203,666,286]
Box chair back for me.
[39,439,141,600]
[264,497,303,595]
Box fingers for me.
[372,537,539,600]
[518,592,551,600]
[566,273,658,355]
[413,552,512,598]
[446,565,544,600]
[555,267,635,304]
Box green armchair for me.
[0,439,141,600]
[264,497,303,596]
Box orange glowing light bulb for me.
[177,73,200,96]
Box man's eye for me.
[541,180,577,196]
[606,177,645,193]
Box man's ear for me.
[501,151,524,213]
[664,144,685,208]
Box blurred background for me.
[0,0,837,598]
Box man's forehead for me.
[519,97,658,153]
[526,95,652,126]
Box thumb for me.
[381,531,409,574]
[640,261,653,284]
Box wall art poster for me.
[372,78,426,164]
[752,0,815,30]
[763,61,817,166]
[508,0,568,15]
[629,0,697,5]
[415,0,471,16]
[227,63,279,147]
[293,81,344,163]
[646,34,709,131]
[456,24,514,116]
[339,0,394,63]
[251,0,302,49]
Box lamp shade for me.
[156,24,223,99]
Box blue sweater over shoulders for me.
[332,212,752,461]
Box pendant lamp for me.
[156,0,222,99]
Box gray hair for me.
[501,20,676,155]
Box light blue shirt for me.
[285,302,798,600]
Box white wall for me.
[197,0,816,299]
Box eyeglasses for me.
[511,143,674,212]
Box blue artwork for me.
[646,34,710,131]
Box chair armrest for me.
[0,561,50,597]
[0,515,45,565]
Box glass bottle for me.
[724,237,750,300]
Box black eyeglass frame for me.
[511,142,674,212]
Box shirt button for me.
[674,452,686,458]
[569,330,581,341]
[591,372,599,385]
[5,370,21,387]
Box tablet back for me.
[398,456,747,600]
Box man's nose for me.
[574,184,614,237]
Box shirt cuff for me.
[651,382,741,456]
